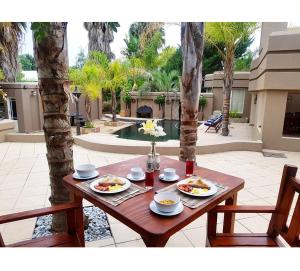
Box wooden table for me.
[63,156,244,247]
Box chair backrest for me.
[268,165,300,247]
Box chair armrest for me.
[0,203,81,224]
[211,205,276,214]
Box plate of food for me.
[90,176,131,194]
[177,176,218,197]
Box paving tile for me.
[14,195,46,209]
[0,197,17,211]
[238,215,270,233]
[0,188,22,199]
[107,214,120,225]
[1,218,36,244]
[166,231,193,247]
[183,226,207,247]
[183,214,207,230]
[110,222,141,244]
[19,185,49,197]
[116,239,146,247]
[85,237,115,247]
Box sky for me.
[20,22,261,66]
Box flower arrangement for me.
[139,120,166,171]
[138,120,166,138]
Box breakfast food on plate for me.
[178,176,211,195]
[178,184,193,193]
[186,177,210,190]
[159,199,176,205]
[94,176,125,191]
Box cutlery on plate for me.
[113,189,140,202]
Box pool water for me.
[114,120,180,142]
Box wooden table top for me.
[63,156,244,241]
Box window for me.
[7,98,17,120]
[230,89,245,113]
[0,96,6,118]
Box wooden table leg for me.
[142,236,169,247]
[223,193,237,234]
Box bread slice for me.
[187,177,210,189]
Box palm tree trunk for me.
[221,52,234,136]
[85,95,92,122]
[179,22,204,162]
[33,22,74,232]
[112,90,117,122]
[84,22,115,60]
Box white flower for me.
[139,120,166,138]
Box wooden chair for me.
[206,164,300,247]
[0,203,85,247]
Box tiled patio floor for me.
[0,142,299,247]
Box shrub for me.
[122,92,132,105]
[229,111,242,118]
[84,120,95,128]
[154,95,166,106]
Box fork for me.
[113,189,140,202]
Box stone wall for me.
[120,92,181,120]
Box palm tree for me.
[205,22,257,136]
[32,22,74,232]
[100,60,128,122]
[0,22,26,81]
[83,22,119,121]
[152,70,179,101]
[179,22,204,162]
[69,51,108,122]
[84,22,119,60]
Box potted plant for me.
[199,95,207,121]
[80,120,100,134]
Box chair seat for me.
[207,233,285,247]
[8,233,81,247]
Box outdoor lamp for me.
[73,86,82,99]
[72,86,82,135]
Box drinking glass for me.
[186,159,194,177]
[145,170,154,189]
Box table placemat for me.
[76,179,149,206]
[156,181,228,209]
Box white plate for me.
[159,173,180,182]
[89,176,131,194]
[149,201,184,216]
[127,173,145,182]
[177,178,218,197]
[73,170,99,180]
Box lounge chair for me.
[204,114,223,133]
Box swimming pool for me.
[114,120,180,142]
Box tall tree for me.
[0,22,26,81]
[74,48,86,69]
[179,22,204,161]
[84,22,119,121]
[19,54,36,70]
[84,22,119,60]
[32,22,74,232]
[100,60,128,122]
[206,22,257,136]
[203,36,253,76]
